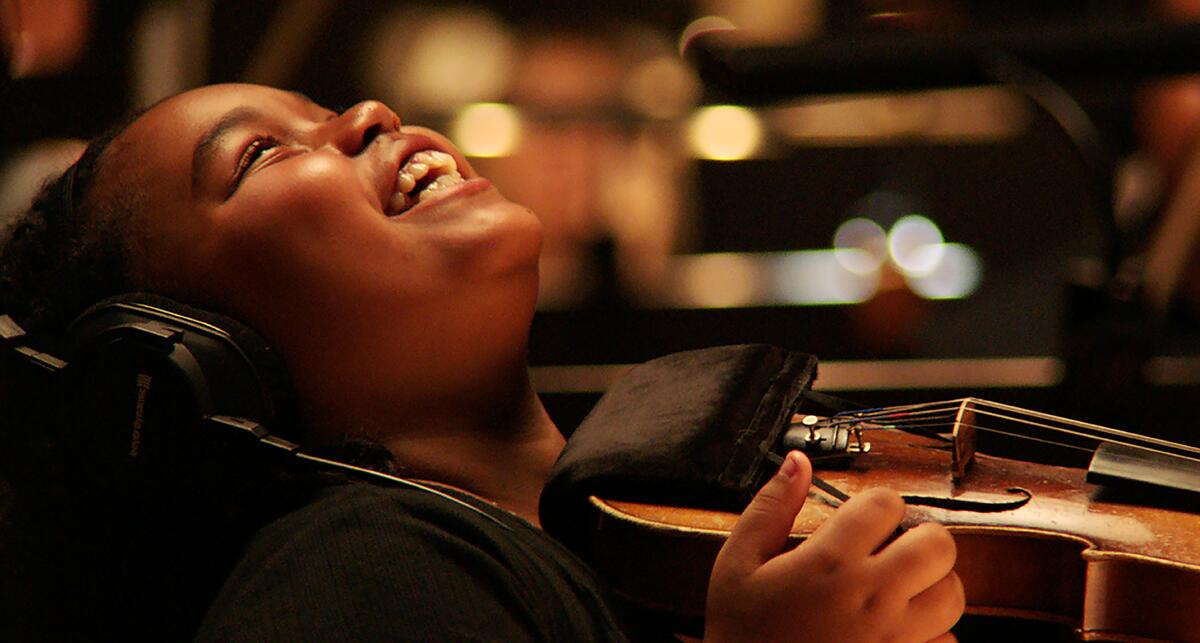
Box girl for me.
[0,84,962,641]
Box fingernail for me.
[780,451,799,479]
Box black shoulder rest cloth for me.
[539,344,818,556]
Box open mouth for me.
[386,150,466,216]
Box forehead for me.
[118,84,312,163]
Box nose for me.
[323,100,401,155]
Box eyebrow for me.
[191,106,263,195]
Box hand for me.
[704,451,964,643]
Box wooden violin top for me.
[586,430,1200,641]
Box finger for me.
[804,487,906,559]
[720,451,813,569]
[874,522,957,599]
[927,633,958,643]
[907,570,966,642]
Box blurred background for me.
[5,0,1200,441]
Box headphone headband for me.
[1,293,508,527]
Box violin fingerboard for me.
[1087,441,1200,499]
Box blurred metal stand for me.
[690,20,1200,101]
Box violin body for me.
[586,429,1200,641]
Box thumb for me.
[721,451,813,569]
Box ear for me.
[60,292,301,511]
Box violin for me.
[581,398,1200,642]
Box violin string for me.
[831,399,967,420]
[855,423,956,442]
[823,400,966,439]
[817,415,1140,458]
[968,405,1200,464]
[972,399,1200,459]
[840,410,969,429]
[827,412,960,428]
[835,398,1110,443]
[850,420,1098,454]
[825,399,1102,446]
[828,402,1066,443]
[854,421,954,433]
[827,403,964,426]
[851,420,953,433]
[826,398,962,416]
[828,410,960,430]
[950,422,1097,454]
[852,415,977,430]
[827,398,1200,464]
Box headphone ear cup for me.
[64,293,299,514]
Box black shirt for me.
[194,482,630,642]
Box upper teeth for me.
[388,150,465,215]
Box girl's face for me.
[102,84,544,439]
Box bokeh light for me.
[888,214,945,276]
[676,253,762,308]
[688,105,763,160]
[833,217,887,274]
[624,55,700,119]
[451,103,522,158]
[907,243,983,299]
[774,251,880,305]
[363,7,514,112]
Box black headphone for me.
[0,292,506,525]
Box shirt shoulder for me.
[195,482,627,642]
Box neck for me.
[378,372,564,527]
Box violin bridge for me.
[951,399,978,483]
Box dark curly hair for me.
[0,113,147,493]
[0,112,175,640]
[0,113,145,353]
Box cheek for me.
[186,158,384,307]
[218,157,381,268]
[241,155,374,227]
[456,207,543,283]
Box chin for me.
[453,189,545,280]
